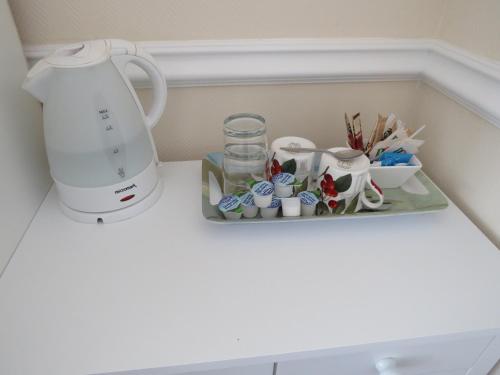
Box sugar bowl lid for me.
[325,147,370,173]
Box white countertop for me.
[1,161,499,375]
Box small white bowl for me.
[369,156,422,188]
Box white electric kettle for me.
[23,39,167,223]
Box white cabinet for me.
[178,363,274,375]
[276,335,495,375]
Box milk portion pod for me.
[240,192,258,218]
[281,197,301,217]
[251,181,274,208]
[272,173,295,198]
[261,197,281,219]
[217,195,242,220]
[298,191,319,216]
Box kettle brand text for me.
[115,184,137,194]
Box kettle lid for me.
[45,40,110,67]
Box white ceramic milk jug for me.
[23,39,167,223]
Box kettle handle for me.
[111,49,167,129]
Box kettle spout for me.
[22,60,53,103]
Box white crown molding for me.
[24,38,500,128]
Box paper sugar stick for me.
[345,113,354,148]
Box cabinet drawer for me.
[178,363,273,375]
[276,335,494,375]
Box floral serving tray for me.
[202,152,448,223]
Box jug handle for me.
[111,49,167,129]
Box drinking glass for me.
[223,113,268,194]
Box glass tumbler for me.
[223,113,268,194]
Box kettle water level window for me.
[96,98,127,180]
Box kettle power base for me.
[59,179,163,224]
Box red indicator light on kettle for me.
[120,194,135,202]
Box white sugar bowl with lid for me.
[317,147,384,211]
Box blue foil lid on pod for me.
[251,181,274,196]
[267,197,282,209]
[218,195,241,212]
[240,192,255,207]
[298,191,319,206]
[272,172,295,186]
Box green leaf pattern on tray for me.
[334,199,346,214]
[344,195,359,214]
[315,201,330,216]
[293,177,309,195]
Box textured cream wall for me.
[9,0,445,44]
[415,83,500,248]
[139,81,420,161]
[437,0,500,61]
[10,0,500,62]
[428,0,500,254]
